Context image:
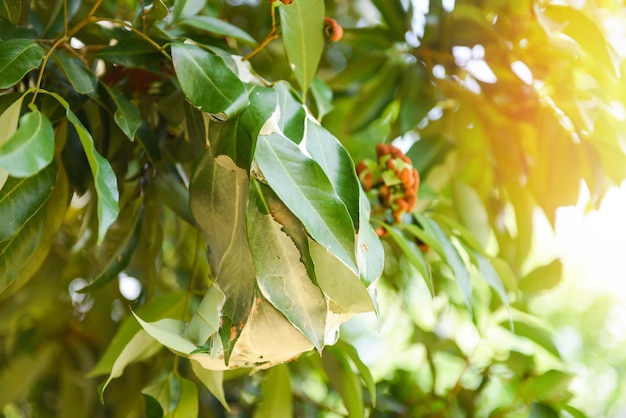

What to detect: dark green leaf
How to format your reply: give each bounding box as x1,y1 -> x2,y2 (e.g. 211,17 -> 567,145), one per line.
528,402 -> 559,418
0,162 -> 55,241
370,0 -> 407,42
253,364 -> 292,418
172,43 -> 248,119
189,152 -> 255,360
0,163 -> 66,296
346,63 -> 400,132
396,63 -> 434,135
518,259 -> 562,293
102,84 -> 141,141
279,0 -> 324,98
154,165 -> 194,225
0,108 -> 54,177
273,82 -> 306,142
52,50 -> 96,94
96,39 -> 164,66
0,0 -> 20,24
255,132 -> 357,272
78,197 -> 144,293
0,39 -> 44,89
180,16 -> 257,46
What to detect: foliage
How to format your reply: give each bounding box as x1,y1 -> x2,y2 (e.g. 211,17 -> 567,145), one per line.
1,0 -> 625,417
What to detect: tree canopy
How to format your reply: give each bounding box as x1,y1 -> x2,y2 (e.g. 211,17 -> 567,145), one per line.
1,0 -> 625,417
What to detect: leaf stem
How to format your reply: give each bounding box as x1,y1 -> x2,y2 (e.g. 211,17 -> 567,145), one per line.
30,0 -> 104,105
242,3 -> 280,61
89,17 -> 172,61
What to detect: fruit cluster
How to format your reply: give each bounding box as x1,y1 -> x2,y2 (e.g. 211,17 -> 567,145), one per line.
357,144 -> 420,234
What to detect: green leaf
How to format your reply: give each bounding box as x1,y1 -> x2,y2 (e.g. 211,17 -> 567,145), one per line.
0,162 -> 55,241
179,16 -> 257,46
406,133 -> 454,178
346,63 -> 400,132
518,259 -> 562,293
171,43 -> 248,120
272,81 -> 306,142
310,76 -> 334,119
279,0 -> 324,98
0,108 -> 54,177
476,255 -> 509,309
89,292 -> 187,377
529,403 -> 559,418
190,360 -> 230,411
334,340 -> 376,407
78,196 -> 143,293
0,92 -> 24,147
132,314 -> 197,355
164,377 -> 198,418
383,225 -> 432,295
183,285 -> 224,346
417,215 -> 472,312
52,50 -> 96,94
370,0 -> 407,42
356,190 -> 384,287
541,5 -> 617,77
95,39 -> 164,67
189,153 -> 256,360
171,0 -> 206,22
0,0 -> 20,24
0,343 -> 60,406
255,133 -> 357,272
98,330 -> 162,402
323,346 -> 364,418
248,202 -> 327,351
102,84 -> 142,142
304,117 -> 360,228
500,319 -> 561,359
0,162 -> 68,298
253,364 -> 292,418
43,90 -> 120,243
309,238 -> 374,314
148,0 -> 168,21
452,181 -> 490,247
0,39 -> 44,89
522,369 -> 573,402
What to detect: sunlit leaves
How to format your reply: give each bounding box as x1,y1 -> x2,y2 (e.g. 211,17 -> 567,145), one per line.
172,43 -> 248,120
279,0 -> 325,98
0,39 -> 44,89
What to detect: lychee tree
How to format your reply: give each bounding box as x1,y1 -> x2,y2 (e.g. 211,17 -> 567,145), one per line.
0,0 -> 624,416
